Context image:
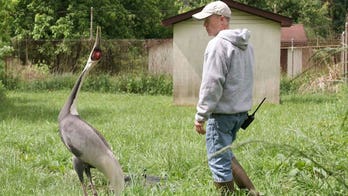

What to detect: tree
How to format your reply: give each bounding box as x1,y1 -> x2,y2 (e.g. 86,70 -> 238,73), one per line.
5,0 -> 347,40
3,0 -> 182,71
0,0 -> 16,44
235,0 -> 332,38
172,0 -> 342,39
10,0 -> 179,40
174,0 -> 211,13
12,0 -> 132,40
329,0 -> 348,34
0,0 -> 16,86
122,0 -> 178,38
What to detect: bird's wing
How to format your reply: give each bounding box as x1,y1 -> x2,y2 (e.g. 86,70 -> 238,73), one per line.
59,115 -> 113,162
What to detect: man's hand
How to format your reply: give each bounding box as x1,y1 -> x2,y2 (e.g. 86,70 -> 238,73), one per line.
194,120 -> 206,135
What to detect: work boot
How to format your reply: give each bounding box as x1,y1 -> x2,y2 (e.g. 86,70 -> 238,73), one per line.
232,157 -> 260,195
214,181 -> 234,196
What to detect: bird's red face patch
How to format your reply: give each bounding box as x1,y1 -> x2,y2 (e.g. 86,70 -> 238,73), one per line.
91,49 -> 102,61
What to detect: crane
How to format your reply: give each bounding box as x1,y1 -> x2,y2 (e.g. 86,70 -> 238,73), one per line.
58,27 -> 124,196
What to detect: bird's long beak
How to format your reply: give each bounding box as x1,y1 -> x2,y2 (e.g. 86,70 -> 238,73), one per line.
84,27 -> 102,71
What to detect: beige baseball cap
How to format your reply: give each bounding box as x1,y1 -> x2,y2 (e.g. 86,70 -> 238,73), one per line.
192,1 -> 231,20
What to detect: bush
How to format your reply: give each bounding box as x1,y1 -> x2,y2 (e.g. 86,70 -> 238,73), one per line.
24,74 -> 75,91
15,72 -> 173,96
113,73 -> 172,95
280,64 -> 344,95
280,75 -> 302,95
1,74 -> 19,90
84,74 -> 112,92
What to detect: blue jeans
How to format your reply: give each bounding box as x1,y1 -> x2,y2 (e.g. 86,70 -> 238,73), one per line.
206,112 -> 248,182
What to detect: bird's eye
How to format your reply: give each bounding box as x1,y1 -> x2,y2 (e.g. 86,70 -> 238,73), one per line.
91,49 -> 102,61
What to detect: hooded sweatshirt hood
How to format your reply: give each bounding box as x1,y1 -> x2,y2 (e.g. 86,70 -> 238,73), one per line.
217,28 -> 251,50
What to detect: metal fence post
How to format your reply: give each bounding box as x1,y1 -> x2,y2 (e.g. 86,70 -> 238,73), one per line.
345,21 -> 348,83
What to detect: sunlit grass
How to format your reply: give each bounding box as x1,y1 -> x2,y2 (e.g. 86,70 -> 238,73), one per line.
0,90 -> 347,195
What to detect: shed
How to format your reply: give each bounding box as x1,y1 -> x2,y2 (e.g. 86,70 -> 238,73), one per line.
162,0 -> 292,105
281,24 -> 308,78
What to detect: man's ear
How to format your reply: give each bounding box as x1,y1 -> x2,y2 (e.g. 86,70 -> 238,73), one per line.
219,16 -> 228,26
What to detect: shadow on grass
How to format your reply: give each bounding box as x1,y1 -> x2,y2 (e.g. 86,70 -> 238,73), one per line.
0,95 -> 104,123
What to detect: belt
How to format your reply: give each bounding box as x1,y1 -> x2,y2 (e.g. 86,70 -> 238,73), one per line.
211,112 -> 247,117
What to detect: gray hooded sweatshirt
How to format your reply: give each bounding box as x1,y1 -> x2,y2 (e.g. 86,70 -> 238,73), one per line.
195,28 -> 254,122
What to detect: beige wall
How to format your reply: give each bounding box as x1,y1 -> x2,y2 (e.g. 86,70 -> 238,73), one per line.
173,9 -> 282,105
148,39 -> 173,75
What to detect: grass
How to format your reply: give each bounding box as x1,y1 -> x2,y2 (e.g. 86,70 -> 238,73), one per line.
0,90 -> 347,195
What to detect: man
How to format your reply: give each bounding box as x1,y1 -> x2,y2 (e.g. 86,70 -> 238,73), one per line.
192,1 -> 259,195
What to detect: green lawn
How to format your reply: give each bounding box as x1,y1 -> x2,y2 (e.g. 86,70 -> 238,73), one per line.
0,90 -> 347,195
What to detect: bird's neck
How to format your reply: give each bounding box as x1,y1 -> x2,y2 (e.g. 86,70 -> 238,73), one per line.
101,153 -> 125,196
58,70 -> 87,121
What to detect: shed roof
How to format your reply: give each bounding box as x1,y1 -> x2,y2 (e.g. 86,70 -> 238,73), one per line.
281,24 -> 308,47
162,0 -> 292,27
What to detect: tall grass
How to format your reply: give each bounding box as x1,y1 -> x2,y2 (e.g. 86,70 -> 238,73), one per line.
0,90 -> 347,195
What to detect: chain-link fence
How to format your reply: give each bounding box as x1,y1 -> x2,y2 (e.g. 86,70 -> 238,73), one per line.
9,38 -> 149,74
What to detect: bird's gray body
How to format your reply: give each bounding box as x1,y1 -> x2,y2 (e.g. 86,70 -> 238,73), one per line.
58,27 -> 124,195
59,114 -> 111,163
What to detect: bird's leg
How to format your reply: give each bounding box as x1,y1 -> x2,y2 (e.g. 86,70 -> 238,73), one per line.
85,167 -> 98,196
80,181 -> 88,196
73,157 -> 88,196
